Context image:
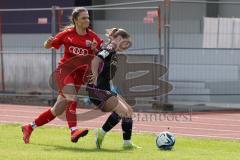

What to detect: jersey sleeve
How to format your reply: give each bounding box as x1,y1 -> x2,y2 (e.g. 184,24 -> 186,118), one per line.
51,31 -> 66,49
97,50 -> 110,60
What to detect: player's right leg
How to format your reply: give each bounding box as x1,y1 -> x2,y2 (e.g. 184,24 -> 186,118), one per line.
21,94 -> 66,144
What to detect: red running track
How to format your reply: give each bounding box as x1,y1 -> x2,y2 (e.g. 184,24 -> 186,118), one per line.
0,104 -> 240,140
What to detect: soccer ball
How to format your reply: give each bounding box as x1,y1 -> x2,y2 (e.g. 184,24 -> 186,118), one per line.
156,131 -> 175,150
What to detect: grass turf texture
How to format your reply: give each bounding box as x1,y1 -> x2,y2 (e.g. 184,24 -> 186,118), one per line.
0,124 -> 239,160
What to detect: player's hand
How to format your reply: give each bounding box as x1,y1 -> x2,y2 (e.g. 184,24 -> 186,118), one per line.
44,36 -> 54,49
91,39 -> 98,53
88,74 -> 98,85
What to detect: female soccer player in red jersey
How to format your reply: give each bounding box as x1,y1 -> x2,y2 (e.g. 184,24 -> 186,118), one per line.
21,7 -> 102,144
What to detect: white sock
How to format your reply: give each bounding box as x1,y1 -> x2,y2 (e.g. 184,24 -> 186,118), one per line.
30,122 -> 37,129
101,128 -> 106,135
124,140 -> 132,145
70,127 -> 77,132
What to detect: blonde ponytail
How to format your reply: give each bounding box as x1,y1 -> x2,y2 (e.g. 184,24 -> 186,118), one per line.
105,28 -> 119,38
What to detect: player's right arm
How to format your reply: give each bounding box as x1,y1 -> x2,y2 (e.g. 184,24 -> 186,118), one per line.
43,30 -> 66,49
43,36 -> 54,49
90,49 -> 110,85
91,56 -> 103,85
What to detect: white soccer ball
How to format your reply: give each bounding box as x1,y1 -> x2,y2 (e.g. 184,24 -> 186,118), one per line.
156,131 -> 175,150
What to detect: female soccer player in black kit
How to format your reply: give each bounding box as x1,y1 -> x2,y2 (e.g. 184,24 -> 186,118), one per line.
86,28 -> 141,149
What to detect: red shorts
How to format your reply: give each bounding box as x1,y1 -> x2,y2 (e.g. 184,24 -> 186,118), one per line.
54,66 -> 87,97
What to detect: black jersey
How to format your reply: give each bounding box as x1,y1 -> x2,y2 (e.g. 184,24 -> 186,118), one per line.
96,48 -> 118,91
86,48 -> 118,109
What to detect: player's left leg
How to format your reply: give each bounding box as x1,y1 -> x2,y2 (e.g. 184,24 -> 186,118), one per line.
65,100 -> 88,143
64,70 -> 88,143
117,96 -> 141,149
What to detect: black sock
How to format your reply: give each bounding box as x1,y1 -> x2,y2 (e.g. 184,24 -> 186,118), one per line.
102,112 -> 121,132
122,117 -> 133,140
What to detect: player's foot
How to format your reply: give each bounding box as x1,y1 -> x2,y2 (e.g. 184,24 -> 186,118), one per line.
123,143 -> 142,149
95,128 -> 105,149
21,124 -> 33,144
71,129 -> 89,143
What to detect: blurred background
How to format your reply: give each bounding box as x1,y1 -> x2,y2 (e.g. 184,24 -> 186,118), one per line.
0,0 -> 240,111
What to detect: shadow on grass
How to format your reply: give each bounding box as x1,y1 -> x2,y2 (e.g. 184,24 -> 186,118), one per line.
31,142 -> 127,153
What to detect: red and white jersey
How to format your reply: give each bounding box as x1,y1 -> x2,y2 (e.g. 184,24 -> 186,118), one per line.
51,27 -> 103,64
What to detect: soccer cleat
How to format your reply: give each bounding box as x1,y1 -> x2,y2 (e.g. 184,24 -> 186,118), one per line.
21,124 -> 33,144
95,128 -> 105,149
71,129 -> 89,143
123,143 -> 142,150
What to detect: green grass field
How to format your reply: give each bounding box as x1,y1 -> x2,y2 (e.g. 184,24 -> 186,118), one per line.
0,124 -> 240,160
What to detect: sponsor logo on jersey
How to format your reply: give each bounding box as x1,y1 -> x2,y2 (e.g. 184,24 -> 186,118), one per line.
69,46 -> 88,56
86,40 -> 92,47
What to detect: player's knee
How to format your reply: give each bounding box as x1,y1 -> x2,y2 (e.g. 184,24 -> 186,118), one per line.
51,106 -> 65,116
51,95 -> 68,116
50,107 -> 57,116
119,105 -> 133,118
116,107 -> 131,118
64,94 -> 77,102
125,110 -> 133,118
124,108 -> 133,118
127,107 -> 133,117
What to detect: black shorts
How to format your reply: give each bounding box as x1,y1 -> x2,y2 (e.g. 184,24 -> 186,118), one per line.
86,84 -> 117,110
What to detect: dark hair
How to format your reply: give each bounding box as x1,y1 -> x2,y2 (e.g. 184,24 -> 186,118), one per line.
64,7 -> 88,30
